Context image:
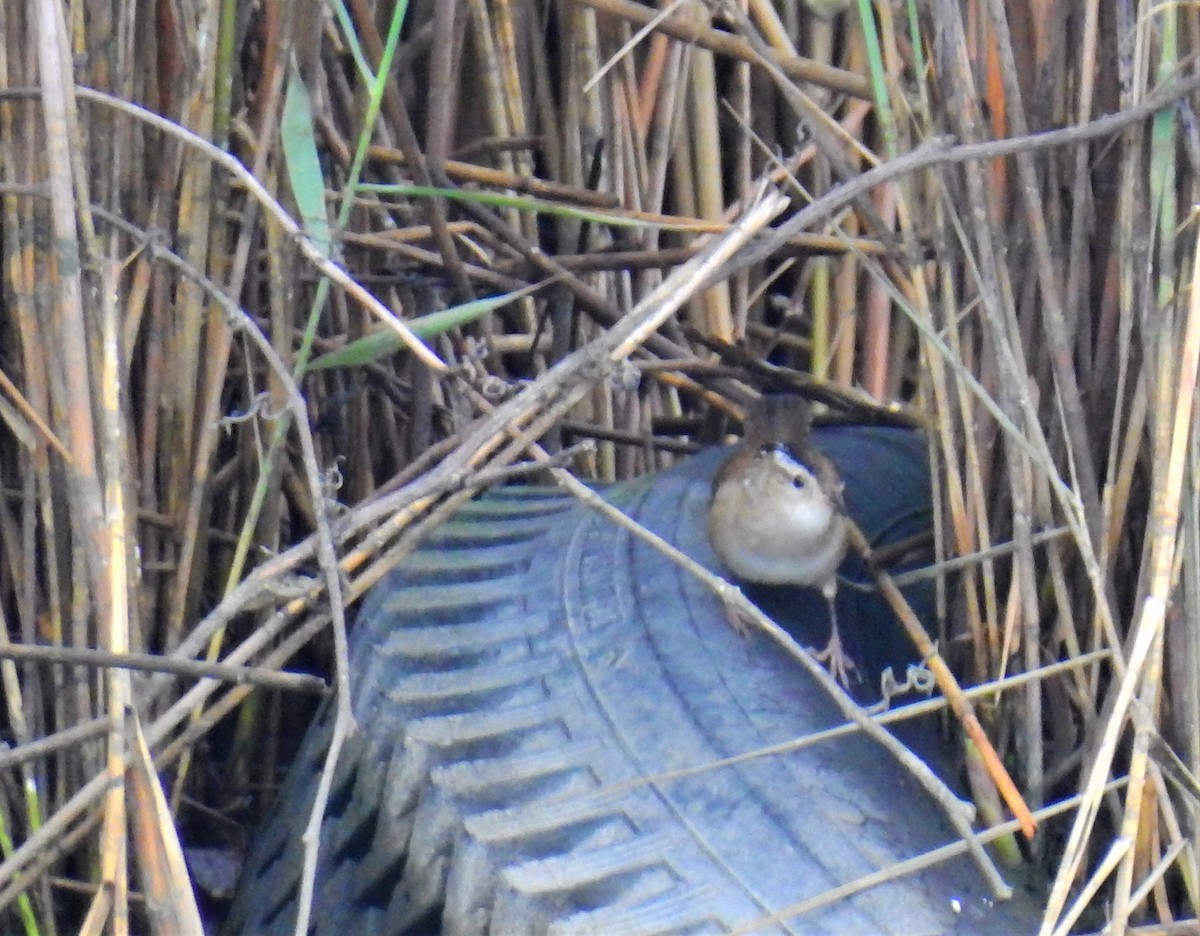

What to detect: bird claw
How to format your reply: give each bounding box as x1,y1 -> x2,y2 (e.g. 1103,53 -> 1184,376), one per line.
809,628 -> 857,689
720,600 -> 752,638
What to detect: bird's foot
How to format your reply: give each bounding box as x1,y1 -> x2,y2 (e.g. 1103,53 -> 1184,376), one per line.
719,597 -> 752,637
809,628 -> 857,689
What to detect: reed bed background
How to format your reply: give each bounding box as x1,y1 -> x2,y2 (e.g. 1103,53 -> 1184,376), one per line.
0,0 -> 1197,931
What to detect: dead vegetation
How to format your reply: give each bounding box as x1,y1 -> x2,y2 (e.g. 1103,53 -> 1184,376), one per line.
0,0 -> 1198,931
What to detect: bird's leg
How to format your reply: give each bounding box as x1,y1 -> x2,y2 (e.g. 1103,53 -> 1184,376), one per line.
809,579 -> 856,689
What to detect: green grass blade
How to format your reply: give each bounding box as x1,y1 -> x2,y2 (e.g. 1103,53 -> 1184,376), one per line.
282,58 -> 333,258
358,183 -> 695,230
309,278 -> 554,370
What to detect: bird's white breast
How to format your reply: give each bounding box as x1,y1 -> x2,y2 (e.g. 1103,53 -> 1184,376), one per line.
707,456 -> 848,587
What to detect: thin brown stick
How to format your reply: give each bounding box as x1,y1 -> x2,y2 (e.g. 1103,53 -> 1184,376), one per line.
844,521 -> 1037,839
0,644 -> 328,695
574,0 -> 871,98
0,718 -> 110,773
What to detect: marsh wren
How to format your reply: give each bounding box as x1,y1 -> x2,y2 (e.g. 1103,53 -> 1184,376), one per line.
707,395 -> 854,686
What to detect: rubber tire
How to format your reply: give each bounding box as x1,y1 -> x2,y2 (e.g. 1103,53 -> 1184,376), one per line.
223,428 -> 1042,935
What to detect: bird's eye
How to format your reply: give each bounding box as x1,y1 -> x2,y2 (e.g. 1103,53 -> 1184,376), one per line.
791,475 -> 806,489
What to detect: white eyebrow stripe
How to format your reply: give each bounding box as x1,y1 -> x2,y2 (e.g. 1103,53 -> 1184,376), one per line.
769,447 -> 817,481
